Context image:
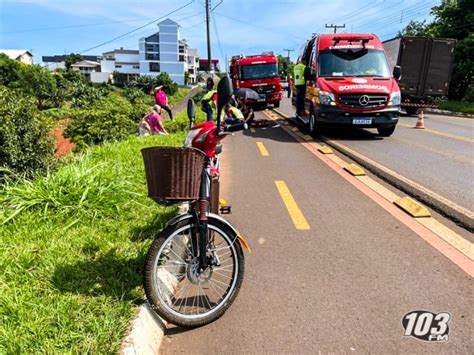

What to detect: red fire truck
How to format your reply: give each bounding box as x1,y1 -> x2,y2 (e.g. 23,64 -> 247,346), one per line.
294,33 -> 401,136
229,52 -> 283,107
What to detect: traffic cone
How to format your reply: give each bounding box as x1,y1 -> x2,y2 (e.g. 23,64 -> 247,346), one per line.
415,110 -> 425,129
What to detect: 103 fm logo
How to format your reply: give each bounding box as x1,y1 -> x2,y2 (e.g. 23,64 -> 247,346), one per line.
402,311 -> 450,342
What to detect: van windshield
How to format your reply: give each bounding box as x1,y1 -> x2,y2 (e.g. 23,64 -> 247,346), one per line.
240,63 -> 279,80
319,49 -> 390,78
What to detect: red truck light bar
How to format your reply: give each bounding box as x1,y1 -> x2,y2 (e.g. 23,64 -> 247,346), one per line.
333,35 -> 374,44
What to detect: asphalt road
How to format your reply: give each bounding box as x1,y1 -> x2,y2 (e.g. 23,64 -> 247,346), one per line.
159,112 -> 473,353
277,97 -> 474,213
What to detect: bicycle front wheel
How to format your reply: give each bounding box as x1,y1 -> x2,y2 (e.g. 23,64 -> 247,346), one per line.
144,219 -> 244,327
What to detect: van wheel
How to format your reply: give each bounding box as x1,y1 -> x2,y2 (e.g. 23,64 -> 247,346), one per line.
308,110 -> 317,134
377,126 -> 396,137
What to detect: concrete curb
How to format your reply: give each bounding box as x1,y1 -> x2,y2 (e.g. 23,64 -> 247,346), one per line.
120,203 -> 189,354
121,303 -> 166,355
272,108 -> 474,232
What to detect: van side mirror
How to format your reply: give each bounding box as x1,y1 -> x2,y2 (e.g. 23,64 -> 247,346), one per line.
216,75 -> 234,129
393,66 -> 401,80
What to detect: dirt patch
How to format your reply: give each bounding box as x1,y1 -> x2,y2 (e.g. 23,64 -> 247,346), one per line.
51,122 -> 75,158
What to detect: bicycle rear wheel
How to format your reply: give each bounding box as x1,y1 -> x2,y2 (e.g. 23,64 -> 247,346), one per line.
144,218 -> 244,327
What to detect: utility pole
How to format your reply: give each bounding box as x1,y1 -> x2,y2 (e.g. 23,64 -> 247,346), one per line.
205,0 -> 212,72
283,48 -> 294,64
325,24 -> 346,34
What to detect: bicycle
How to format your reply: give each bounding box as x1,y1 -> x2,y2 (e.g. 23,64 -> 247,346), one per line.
141,75 -> 251,327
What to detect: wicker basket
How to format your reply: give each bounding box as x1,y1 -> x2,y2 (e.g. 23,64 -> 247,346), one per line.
141,146 -> 206,204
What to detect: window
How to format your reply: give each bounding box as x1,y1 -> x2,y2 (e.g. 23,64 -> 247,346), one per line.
149,63 -> 160,72
240,63 -> 279,80
115,65 -> 122,68
179,55 -> 185,62
179,45 -> 185,53
146,44 -> 159,52
147,53 -> 159,60
318,49 -> 390,78
133,65 -> 139,69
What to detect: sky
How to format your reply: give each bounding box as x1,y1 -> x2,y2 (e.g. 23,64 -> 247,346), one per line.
0,0 -> 440,66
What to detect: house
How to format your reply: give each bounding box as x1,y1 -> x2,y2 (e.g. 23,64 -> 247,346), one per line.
42,55 -> 99,71
96,48 -> 140,83
0,49 -> 33,64
41,18 -> 199,85
137,18 -> 199,85
70,60 -> 101,81
184,46 -> 199,85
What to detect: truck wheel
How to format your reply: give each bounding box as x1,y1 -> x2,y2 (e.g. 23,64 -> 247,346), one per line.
405,107 -> 417,116
377,126 -> 396,137
274,101 -> 280,108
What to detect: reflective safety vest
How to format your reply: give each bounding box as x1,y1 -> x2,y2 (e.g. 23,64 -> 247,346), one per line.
228,106 -> 244,119
202,90 -> 217,108
294,63 -> 306,86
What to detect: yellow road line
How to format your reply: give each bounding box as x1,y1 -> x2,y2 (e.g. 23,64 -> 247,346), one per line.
275,180 -> 310,230
399,124 -> 474,143
256,141 -> 269,156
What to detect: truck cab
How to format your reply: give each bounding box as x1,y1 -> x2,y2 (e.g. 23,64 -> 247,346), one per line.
294,33 -> 401,137
229,52 -> 283,108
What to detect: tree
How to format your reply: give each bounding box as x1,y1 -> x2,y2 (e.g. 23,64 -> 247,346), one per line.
397,20 -> 431,36
0,87 -> 55,178
18,64 -> 57,109
154,72 -> 178,96
0,53 -> 22,86
65,53 -> 83,70
184,71 -> 190,85
277,54 -> 294,80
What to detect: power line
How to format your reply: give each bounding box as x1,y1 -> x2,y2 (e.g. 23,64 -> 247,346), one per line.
0,16 -> 156,34
214,12 -> 306,41
352,1 -> 437,32
211,11 -> 224,62
364,3 -> 436,33
79,0 -> 195,54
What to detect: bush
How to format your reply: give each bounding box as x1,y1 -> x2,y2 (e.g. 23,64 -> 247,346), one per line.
0,53 -> 22,86
64,94 -> 136,150
129,73 -> 178,96
18,64 -> 58,109
123,87 -> 148,104
0,87 -> 55,178
154,72 -> 178,96
70,82 -> 109,108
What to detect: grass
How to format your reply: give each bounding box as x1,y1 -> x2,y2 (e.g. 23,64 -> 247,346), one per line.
168,87 -> 190,107
0,109 -> 203,353
438,100 -> 474,115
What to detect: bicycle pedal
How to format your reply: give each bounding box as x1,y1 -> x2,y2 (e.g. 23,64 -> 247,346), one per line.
220,205 -> 232,214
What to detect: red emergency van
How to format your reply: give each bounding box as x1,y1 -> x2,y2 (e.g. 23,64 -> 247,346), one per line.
294,33 -> 401,136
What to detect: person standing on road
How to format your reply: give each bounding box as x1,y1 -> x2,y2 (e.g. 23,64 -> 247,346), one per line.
293,60 -> 307,117
287,76 -> 293,98
154,86 -> 173,120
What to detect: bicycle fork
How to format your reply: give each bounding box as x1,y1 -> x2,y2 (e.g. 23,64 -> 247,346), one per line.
193,161 -> 212,270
